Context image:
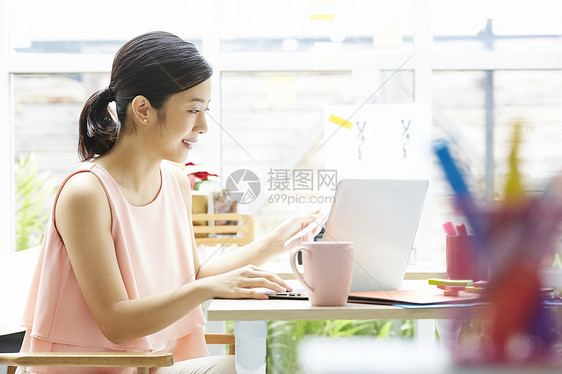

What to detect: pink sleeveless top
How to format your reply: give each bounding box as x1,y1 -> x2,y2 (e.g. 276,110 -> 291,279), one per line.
19,162 -> 207,373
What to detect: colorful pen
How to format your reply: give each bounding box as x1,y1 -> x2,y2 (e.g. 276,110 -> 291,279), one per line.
433,140 -> 471,197
433,140 -> 485,242
442,221 -> 457,236
456,223 -> 468,236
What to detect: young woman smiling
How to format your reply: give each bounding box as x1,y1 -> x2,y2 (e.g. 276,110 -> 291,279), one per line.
18,31 -> 320,374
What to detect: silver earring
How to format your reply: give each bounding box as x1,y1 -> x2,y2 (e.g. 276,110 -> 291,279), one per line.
143,119 -> 147,123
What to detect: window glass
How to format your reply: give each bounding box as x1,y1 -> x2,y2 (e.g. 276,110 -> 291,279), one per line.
219,0 -> 414,53
7,1 -> 562,268
13,73 -> 109,182
431,0 -> 562,52
431,69 -> 562,264
8,0 -> 205,54
220,70 -> 414,258
432,71 -> 487,264
494,70 -> 562,189
12,73 -> 108,251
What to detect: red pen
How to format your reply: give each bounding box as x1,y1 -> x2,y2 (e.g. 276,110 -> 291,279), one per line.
456,223 -> 468,236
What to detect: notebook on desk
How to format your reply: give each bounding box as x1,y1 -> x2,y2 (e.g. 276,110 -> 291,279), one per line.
348,288 -> 481,306
268,179 -> 428,299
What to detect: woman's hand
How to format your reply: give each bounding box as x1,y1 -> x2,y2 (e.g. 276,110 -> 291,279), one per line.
197,264 -> 291,300
270,211 -> 326,253
195,212 -> 326,278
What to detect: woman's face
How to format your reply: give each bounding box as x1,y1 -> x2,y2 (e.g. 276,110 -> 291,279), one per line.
154,78 -> 212,162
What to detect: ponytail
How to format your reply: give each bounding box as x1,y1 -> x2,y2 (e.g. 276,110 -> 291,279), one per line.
78,87 -> 120,161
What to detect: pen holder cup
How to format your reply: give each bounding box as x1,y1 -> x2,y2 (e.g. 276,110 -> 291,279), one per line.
446,235 -> 488,281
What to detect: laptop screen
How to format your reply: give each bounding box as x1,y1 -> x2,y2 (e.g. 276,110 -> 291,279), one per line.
323,179 -> 428,292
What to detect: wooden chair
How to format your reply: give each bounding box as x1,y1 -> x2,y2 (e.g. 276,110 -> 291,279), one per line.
0,351 -> 174,374
0,333 -> 235,373
205,333 -> 235,355
192,213 -> 254,247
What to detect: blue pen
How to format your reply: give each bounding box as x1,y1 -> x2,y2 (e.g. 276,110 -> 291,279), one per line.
433,141 -> 470,197
432,140 -> 486,243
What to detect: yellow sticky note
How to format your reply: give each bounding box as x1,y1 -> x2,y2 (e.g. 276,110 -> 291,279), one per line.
329,114 -> 353,130
428,278 -> 473,287
311,14 -> 335,21
373,19 -> 403,47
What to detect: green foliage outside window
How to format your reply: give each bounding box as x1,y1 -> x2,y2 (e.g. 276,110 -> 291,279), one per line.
266,319 -> 414,374
225,319 -> 414,373
15,153 -> 57,251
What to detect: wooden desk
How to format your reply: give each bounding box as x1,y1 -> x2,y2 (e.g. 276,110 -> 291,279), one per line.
207,296 -> 487,374
207,298 -> 484,321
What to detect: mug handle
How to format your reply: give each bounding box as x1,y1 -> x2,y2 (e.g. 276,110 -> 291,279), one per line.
290,247 -> 313,293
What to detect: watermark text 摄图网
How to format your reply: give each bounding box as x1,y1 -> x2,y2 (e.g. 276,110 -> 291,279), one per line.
267,168 -> 338,192
225,168 -> 338,205
265,168 -> 337,205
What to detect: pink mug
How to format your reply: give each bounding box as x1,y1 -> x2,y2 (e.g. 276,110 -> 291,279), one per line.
290,241 -> 354,306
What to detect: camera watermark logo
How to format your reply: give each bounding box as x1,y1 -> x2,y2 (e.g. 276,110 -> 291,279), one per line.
225,169 -> 261,204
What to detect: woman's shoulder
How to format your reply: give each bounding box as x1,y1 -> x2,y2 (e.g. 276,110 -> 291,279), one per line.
62,170 -> 105,196
165,161 -> 192,193
56,170 -> 109,214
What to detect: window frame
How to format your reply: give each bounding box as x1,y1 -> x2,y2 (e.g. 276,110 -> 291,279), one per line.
3,0 -> 562,258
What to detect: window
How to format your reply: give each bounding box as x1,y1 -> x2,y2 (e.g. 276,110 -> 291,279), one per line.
220,70 -> 414,251
13,73 -> 110,180
2,1 -> 562,273
219,0 -> 414,53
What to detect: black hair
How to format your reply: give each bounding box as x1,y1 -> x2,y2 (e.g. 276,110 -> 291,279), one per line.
78,31 -> 213,160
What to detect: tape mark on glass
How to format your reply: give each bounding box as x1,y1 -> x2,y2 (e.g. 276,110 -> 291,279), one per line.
329,114 -> 353,130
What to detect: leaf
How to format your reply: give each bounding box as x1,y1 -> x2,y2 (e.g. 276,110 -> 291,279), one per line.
377,321 -> 392,340
265,319 -> 415,374
14,152 -> 57,251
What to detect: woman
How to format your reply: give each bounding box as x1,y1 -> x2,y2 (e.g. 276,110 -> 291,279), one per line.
18,31 -> 320,373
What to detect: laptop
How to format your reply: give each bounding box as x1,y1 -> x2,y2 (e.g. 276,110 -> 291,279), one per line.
268,179 -> 428,298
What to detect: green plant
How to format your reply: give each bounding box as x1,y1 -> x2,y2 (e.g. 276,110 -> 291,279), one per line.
266,319 -> 414,374
15,153 -> 57,251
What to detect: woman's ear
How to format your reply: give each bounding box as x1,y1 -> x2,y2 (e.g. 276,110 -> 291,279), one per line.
130,95 -> 153,125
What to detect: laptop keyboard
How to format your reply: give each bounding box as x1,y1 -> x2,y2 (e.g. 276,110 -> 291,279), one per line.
264,288 -> 308,300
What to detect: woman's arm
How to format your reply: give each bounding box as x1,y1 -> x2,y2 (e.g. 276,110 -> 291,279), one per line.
56,172 -> 286,345
172,166 -> 322,278
196,216 -> 319,277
